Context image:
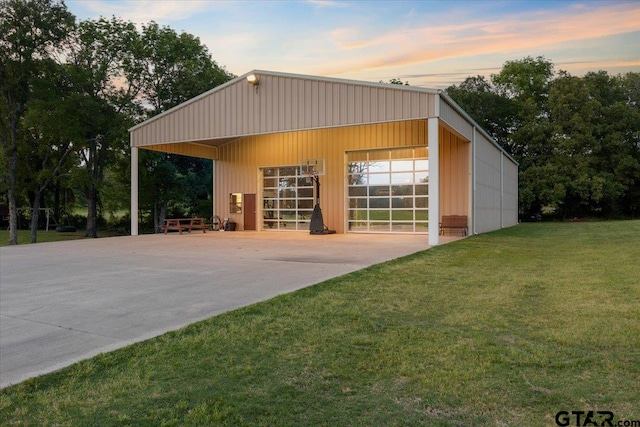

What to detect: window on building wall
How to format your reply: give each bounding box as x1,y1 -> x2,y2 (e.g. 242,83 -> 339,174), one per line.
230,193 -> 242,214
347,147 -> 428,234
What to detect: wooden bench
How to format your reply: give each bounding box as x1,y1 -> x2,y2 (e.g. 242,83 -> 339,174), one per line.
439,215 -> 468,236
161,218 -> 207,234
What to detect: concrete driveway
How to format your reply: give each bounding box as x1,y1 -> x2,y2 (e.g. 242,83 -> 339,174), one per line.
0,231 -> 430,388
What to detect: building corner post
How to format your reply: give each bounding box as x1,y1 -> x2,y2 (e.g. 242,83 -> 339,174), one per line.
500,153 -> 504,229
211,159 -> 216,223
131,145 -> 139,236
471,126 -> 477,235
428,117 -> 440,246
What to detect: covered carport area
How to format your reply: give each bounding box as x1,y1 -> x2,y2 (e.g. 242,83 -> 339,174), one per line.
0,232 -> 434,388
129,70 -> 515,245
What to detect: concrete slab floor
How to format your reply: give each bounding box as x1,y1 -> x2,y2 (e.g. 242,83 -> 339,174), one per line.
0,231 -> 449,388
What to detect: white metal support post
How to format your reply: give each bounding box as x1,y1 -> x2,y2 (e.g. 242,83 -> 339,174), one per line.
428,117 -> 440,246
131,146 -> 139,236
211,159 -> 216,224
500,153 -> 504,229
472,127 -> 477,235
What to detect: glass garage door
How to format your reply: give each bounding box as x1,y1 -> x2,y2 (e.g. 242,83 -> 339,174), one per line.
262,166 -> 314,231
347,147 -> 428,233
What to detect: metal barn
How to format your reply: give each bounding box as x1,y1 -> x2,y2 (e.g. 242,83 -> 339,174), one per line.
129,70 -> 518,245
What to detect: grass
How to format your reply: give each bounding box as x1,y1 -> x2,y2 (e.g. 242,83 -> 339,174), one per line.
1,221 -> 639,426
0,230 -> 125,247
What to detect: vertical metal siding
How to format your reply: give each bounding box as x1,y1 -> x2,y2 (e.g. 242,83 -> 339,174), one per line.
439,127 -> 470,218
129,71 -> 518,237
131,73 -> 436,148
214,120 -> 428,232
502,157 -> 519,226
438,99 -> 473,140
474,134 -> 503,233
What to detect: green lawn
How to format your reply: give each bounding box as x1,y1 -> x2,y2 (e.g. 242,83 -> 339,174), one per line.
1,221 -> 639,426
0,230 -> 125,247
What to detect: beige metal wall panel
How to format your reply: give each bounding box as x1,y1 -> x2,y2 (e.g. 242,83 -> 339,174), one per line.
130,71 -> 436,148
474,133 -> 503,234
502,156 -> 519,227
141,142 -> 218,159
439,127 -> 470,218
439,98 -> 473,140
214,120 -> 429,232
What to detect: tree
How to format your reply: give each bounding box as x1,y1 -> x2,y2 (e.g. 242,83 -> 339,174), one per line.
137,21 -> 232,116
21,59 -> 76,242
137,151 -> 212,232
448,57 -> 557,215
66,17 -> 139,237
491,56 -> 555,111
2,6 -> 235,240
519,70 -> 640,218
619,72 -> 640,216
385,78 -> 409,86
0,0 -> 74,244
447,56 -> 640,219
446,75 -> 518,150
133,22 -> 233,229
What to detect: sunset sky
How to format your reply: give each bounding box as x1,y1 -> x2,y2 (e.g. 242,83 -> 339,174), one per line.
65,0 -> 640,88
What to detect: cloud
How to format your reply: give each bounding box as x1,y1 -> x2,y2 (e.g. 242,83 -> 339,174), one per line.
321,2 -> 640,76
307,0 -> 349,7
78,0 -> 212,25
66,0 -> 640,88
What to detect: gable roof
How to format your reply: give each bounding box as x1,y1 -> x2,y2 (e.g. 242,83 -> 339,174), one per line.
129,69 -> 516,165
129,70 -> 438,148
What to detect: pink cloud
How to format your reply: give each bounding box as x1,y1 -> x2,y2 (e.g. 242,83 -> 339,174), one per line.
81,0 -> 210,25
324,2 -> 640,75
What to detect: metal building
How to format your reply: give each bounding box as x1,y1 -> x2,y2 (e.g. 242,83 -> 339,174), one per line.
129,70 -> 518,245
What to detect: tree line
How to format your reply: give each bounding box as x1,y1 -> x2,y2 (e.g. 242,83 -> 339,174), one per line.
3,2 -> 639,246
446,57 -> 640,219
1,0 -> 234,244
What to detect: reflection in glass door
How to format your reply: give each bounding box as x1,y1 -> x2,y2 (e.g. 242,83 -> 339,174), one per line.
347,147 -> 428,233
261,166 -> 314,231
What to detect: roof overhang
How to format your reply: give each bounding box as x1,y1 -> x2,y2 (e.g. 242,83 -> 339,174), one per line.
129,69 -> 516,165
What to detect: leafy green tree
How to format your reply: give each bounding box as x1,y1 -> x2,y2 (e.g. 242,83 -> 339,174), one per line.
577,72 -> 639,216
448,57 -> 639,219
2,5 -> 234,240
491,56 -> 554,111
446,75 -> 518,150
138,150 -> 178,232
518,70 -> 640,218
21,60 -> 77,242
491,56 -> 555,161
385,78 -> 409,85
0,0 -> 74,244
619,72 -> 640,215
138,21 -> 233,116
131,22 -> 233,229
137,151 -> 213,232
65,17 -> 139,237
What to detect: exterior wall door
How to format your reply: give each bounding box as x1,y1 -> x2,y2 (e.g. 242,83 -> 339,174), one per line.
244,194 -> 256,230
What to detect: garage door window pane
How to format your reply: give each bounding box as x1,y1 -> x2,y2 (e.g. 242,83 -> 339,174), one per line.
391,160 -> 414,171
391,173 -> 413,184
415,184 -> 428,195
349,198 -> 367,209
347,147 -> 428,234
348,186 -> 368,197
415,210 -> 429,221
